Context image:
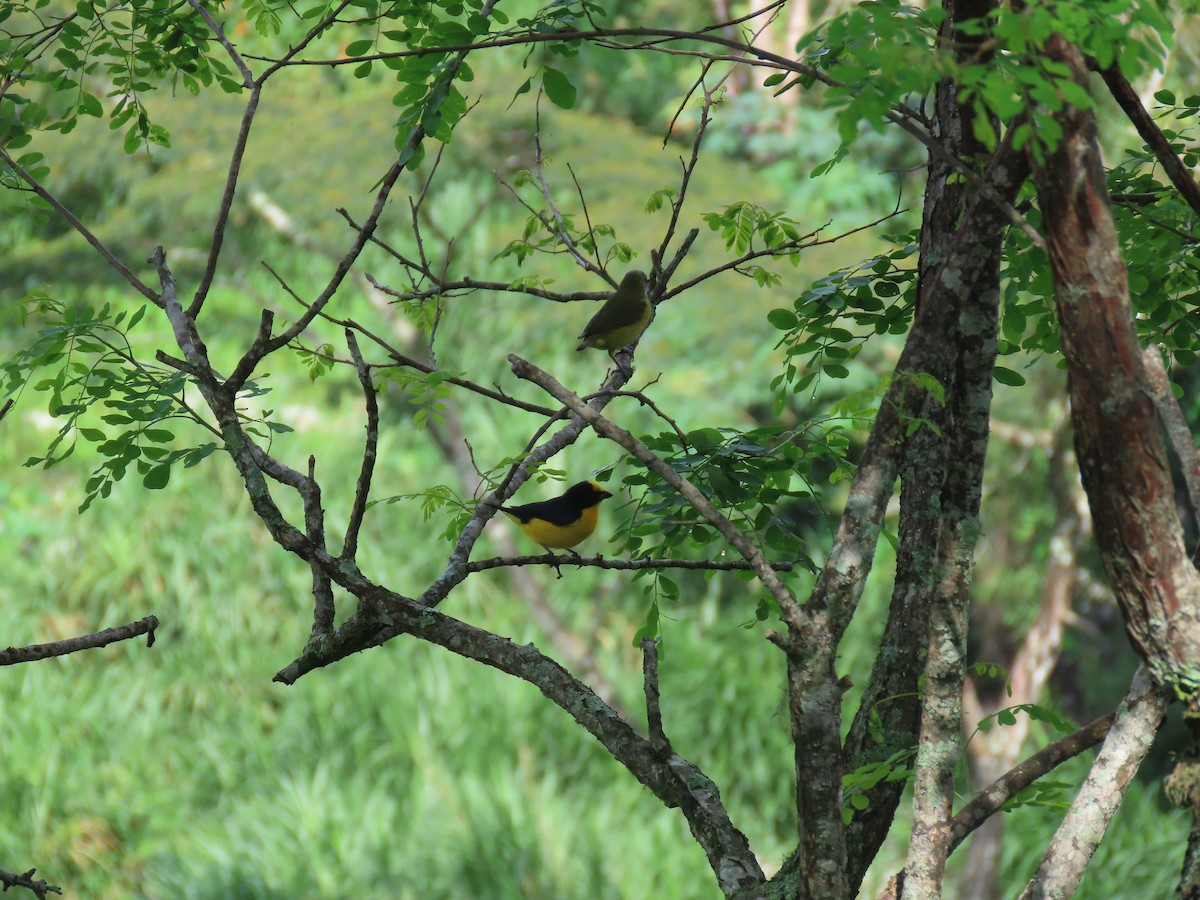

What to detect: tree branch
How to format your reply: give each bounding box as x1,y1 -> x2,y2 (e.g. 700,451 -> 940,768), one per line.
0,616 -> 158,666
1032,33 -> 1200,684
1097,63 -> 1200,220
0,867 -> 61,899
0,148 -> 158,304
274,586 -> 765,895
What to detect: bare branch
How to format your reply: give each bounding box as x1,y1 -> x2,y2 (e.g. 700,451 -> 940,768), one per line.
342,330 -> 379,565
531,94 -> 603,275
1143,347 -> 1200,529
273,588 -> 766,896
0,148 -> 159,304
188,84 -> 262,317
0,867 -> 61,899
642,637 -> 668,751
0,616 -> 158,666
301,455 -> 336,638
462,553 -> 803,576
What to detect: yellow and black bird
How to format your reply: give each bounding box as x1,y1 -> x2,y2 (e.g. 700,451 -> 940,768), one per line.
500,480 -> 613,577
576,270 -> 651,369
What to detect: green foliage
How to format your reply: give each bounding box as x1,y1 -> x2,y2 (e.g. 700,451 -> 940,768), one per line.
1001,779 -> 1074,814
5,0 -> 1200,895
843,748 -> 916,825
768,237 -> 917,406
974,703 -> 1077,736
0,293 -> 226,511
612,425 -> 822,576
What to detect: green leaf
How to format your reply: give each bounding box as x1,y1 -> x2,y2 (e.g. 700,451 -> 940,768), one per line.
542,67 -> 577,109
143,465 -> 171,490
768,308 -> 799,330
992,366 -> 1026,387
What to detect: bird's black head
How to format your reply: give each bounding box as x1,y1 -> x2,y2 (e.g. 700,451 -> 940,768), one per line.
567,480 -> 613,507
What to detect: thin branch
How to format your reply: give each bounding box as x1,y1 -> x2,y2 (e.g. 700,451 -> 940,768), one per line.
1143,347 -> 1200,528
188,83 -> 262,317
1097,63 -> 1200,220
0,867 -> 61,899
224,160 -> 406,391
0,148 -> 159,303
642,637 -> 669,751
658,71 -> 719,280
462,553 -> 802,575
184,0 -> 254,85
342,329 -> 379,564
661,209 -> 905,302
260,0 -> 358,78
0,616 -> 158,666
243,25 -> 826,84
531,93 -> 602,275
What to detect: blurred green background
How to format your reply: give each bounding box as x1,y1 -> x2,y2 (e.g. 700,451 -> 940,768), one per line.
1,2 -> 1193,897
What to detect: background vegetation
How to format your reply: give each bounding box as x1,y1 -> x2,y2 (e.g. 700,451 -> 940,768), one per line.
3,0 -> 1200,896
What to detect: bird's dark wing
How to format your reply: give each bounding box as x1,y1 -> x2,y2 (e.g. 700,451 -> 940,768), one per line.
501,498 -> 579,527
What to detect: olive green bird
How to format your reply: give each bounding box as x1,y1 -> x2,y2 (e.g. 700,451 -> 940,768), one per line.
576,270 -> 651,367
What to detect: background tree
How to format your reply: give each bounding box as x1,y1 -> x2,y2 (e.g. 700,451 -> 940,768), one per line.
4,0 -> 1200,897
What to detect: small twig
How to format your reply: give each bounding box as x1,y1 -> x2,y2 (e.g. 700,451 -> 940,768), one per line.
601,388 -> 690,448
531,93 -> 600,273
658,70 -> 721,276
0,148 -> 158,303
0,616 -> 158,666
0,397 -> 13,423
567,162 -> 601,264
642,637 -> 669,751
259,0 -> 357,77
306,456 -> 336,637
342,329 -> 379,564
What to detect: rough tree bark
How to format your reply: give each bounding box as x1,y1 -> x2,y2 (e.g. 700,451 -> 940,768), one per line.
1032,34 -> 1200,691
1022,26 -> 1198,899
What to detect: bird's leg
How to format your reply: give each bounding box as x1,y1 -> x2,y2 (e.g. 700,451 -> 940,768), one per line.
543,547 -> 564,579
610,347 -> 634,377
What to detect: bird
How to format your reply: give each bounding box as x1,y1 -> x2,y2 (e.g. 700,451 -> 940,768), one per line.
576,270 -> 651,370
499,480 -> 614,577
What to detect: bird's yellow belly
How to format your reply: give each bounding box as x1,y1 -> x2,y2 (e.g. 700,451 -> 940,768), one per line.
511,505 -> 600,549
590,309 -> 651,350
